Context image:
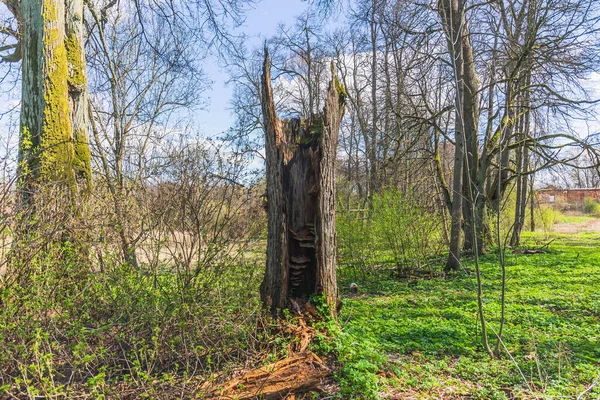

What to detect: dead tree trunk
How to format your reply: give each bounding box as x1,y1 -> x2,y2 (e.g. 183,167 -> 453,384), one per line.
260,49 -> 346,318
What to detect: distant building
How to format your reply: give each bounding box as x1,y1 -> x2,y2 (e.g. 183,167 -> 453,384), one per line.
537,185 -> 600,208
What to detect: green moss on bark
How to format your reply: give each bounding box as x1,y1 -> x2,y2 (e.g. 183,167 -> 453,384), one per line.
334,76 -> 346,107
40,0 -> 75,185
331,61 -> 346,107
65,31 -> 86,89
302,118 -> 323,145
18,125 -> 34,188
73,127 -> 92,190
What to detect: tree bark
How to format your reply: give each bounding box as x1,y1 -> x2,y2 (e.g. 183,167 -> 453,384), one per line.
260,49 -> 345,317
460,19 -> 482,255
66,0 -> 92,192
18,0 -> 92,204
529,174 -> 535,232
511,67 -> 532,247
440,0 -> 465,272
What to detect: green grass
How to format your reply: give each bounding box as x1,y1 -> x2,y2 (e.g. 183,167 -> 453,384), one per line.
335,232 -> 600,399
557,213 -> 594,225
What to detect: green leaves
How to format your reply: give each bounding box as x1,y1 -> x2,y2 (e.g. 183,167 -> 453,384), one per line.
337,231 -> 600,398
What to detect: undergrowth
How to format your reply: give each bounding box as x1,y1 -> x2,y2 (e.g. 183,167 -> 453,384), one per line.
311,296 -> 386,400
0,241 -> 268,398
336,231 -> 600,399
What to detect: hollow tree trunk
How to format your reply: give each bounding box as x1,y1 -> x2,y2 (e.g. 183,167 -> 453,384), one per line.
18,0 -> 91,203
260,49 -> 345,317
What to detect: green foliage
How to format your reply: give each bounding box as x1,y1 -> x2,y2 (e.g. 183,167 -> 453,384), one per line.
311,296 -> 385,400
334,337 -> 383,400
533,205 -> 563,235
583,198 -> 600,215
336,200 -> 377,279
371,189 -> 445,274
337,231 -> 600,398
337,189 -> 446,278
0,240 -> 266,397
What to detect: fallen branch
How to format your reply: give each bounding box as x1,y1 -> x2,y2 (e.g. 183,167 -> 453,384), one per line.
202,351 -> 330,399
518,249 -> 548,254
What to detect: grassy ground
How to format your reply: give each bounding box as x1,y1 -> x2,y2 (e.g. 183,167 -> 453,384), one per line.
335,231 -> 600,399
2,210 -> 599,398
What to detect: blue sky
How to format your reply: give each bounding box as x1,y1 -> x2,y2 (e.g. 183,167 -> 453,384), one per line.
195,0 -> 310,137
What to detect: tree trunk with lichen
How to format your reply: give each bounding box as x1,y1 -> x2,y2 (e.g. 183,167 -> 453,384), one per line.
66,0 -> 92,191
260,49 -> 345,318
18,0 -> 91,204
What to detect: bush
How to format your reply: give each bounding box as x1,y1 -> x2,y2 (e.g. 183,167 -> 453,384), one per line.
535,205 -> 562,234
337,189 -> 446,277
0,143 -> 268,397
0,240 -> 266,397
371,189 -> 446,275
583,198 -> 600,215
337,199 -> 378,279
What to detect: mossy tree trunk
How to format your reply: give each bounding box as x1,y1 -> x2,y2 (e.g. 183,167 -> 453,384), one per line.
260,49 -> 345,318
66,0 -> 92,190
18,0 -> 91,204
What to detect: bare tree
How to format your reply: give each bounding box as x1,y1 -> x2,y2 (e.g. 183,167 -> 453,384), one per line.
84,0 -> 251,267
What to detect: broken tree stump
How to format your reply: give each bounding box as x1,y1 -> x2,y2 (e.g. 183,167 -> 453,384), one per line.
259,48 -> 346,318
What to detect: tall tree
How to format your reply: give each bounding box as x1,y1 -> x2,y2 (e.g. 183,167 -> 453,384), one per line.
6,0 -> 92,203
85,0 -> 250,268
439,0 -> 467,271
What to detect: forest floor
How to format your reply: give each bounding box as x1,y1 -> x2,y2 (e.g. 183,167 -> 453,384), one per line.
2,215 -> 598,399
334,222 -> 600,399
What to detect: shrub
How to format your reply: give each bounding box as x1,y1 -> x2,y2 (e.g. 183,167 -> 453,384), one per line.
371,189 -> 446,275
0,240 -> 266,397
583,198 -> 600,215
535,205 -> 562,234
337,199 -> 378,279
337,189 -> 446,277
